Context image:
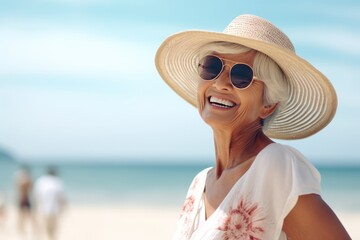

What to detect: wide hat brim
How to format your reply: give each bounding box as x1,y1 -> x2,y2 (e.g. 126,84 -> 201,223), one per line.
155,30 -> 337,139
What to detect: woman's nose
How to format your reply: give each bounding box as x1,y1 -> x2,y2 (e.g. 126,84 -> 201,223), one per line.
213,65 -> 233,90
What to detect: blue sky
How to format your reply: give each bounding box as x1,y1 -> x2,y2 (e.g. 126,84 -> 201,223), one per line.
0,0 -> 359,164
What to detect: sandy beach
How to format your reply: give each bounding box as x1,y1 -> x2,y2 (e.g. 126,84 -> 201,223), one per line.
0,204 -> 178,240
0,204 -> 359,240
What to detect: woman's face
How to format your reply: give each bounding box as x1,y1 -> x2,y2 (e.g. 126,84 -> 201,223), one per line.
197,51 -> 267,131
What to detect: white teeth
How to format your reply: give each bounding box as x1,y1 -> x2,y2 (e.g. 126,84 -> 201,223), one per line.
209,96 -> 235,108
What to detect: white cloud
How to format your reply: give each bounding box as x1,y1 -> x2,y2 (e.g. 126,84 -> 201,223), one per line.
287,26 -> 360,56
0,25 -> 156,79
316,4 -> 360,22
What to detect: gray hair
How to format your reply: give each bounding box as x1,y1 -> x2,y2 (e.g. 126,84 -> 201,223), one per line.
197,41 -> 289,130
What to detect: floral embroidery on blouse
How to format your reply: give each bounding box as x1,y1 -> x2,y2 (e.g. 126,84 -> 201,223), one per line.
178,175 -> 202,238
180,195 -> 195,219
217,198 -> 265,240
179,175 -> 200,219
179,195 -> 196,238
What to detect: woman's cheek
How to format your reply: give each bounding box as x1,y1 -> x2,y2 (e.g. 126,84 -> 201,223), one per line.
197,82 -> 208,111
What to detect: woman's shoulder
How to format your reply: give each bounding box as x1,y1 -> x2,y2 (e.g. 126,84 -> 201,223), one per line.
188,167 -> 212,189
252,143 -> 321,197
256,143 -> 320,177
195,167 -> 213,179
258,143 -> 308,163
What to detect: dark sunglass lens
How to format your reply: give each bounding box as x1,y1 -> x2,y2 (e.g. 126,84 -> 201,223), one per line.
231,64 -> 253,88
197,55 -> 223,80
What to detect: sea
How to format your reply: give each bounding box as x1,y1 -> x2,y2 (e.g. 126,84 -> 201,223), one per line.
0,160 -> 359,213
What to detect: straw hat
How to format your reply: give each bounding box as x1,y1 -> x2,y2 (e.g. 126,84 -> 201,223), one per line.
155,14 -> 337,139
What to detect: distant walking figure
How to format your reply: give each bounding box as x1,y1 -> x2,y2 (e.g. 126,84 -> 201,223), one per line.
0,192 -> 6,228
34,167 -> 66,240
14,165 -> 35,235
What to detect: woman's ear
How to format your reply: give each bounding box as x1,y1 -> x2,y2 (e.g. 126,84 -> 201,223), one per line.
260,103 -> 278,119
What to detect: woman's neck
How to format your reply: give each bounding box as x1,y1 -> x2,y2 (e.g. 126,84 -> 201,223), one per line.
212,122 -> 272,178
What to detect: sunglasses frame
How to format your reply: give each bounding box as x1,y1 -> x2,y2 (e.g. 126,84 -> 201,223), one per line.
197,54 -> 257,90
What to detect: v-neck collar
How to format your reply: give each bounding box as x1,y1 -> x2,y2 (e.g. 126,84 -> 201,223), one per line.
190,143 -> 276,239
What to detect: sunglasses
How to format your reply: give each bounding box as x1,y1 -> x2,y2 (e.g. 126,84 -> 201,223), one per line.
197,55 -> 255,89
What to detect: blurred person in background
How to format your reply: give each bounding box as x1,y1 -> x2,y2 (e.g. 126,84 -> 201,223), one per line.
34,166 -> 66,240
0,191 -> 6,230
14,165 -> 36,236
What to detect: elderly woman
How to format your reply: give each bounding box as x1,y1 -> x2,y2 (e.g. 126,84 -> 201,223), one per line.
155,15 -> 351,240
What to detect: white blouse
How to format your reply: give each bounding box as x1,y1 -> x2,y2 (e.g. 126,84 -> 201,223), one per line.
172,143 -> 321,240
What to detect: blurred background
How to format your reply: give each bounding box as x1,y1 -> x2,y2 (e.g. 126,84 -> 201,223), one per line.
0,0 -> 359,239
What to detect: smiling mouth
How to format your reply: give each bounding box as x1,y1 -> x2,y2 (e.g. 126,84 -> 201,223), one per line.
208,96 -> 236,109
